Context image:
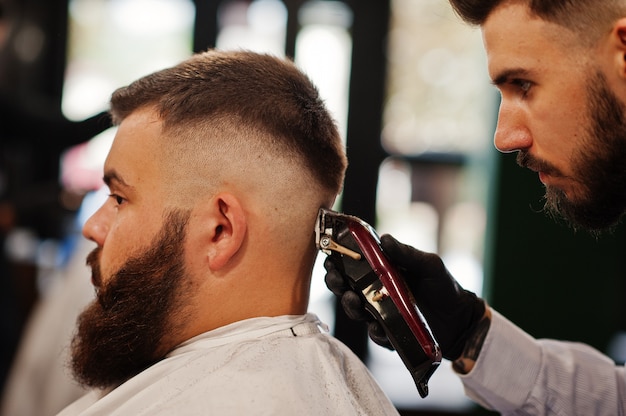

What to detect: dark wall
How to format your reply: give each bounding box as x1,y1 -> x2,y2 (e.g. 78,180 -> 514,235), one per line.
485,150 -> 626,353
0,0 -> 108,232
0,0 -> 108,393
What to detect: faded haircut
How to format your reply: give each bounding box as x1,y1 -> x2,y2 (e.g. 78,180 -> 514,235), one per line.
109,49 -> 347,197
449,0 -> 626,46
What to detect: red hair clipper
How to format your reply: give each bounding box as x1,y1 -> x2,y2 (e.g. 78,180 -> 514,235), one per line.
315,208 -> 441,397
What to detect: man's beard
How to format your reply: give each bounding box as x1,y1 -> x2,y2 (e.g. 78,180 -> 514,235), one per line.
518,71 -> 626,233
70,209 -> 191,389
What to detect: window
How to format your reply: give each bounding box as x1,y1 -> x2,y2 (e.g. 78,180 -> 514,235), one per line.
63,0 -> 195,120
369,0 -> 495,411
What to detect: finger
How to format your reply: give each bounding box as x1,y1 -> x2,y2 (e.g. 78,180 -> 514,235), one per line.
381,233 -> 444,276
324,269 -> 350,298
323,256 -> 337,272
341,291 -> 370,321
367,321 -> 393,350
380,233 -> 417,268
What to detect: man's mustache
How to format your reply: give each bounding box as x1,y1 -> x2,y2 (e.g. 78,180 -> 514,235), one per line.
517,151 -> 561,177
86,247 -> 103,289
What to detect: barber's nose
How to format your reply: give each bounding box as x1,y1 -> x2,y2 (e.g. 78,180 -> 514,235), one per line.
82,204 -> 110,246
493,100 -> 532,153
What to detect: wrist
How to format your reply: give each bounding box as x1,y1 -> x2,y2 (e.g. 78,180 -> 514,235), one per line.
452,306 -> 491,374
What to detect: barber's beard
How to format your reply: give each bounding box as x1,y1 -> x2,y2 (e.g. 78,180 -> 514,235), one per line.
70,210 -> 191,390
519,71 -> 626,233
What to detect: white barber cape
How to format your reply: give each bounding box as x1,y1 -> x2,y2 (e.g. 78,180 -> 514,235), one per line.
58,314 -> 399,415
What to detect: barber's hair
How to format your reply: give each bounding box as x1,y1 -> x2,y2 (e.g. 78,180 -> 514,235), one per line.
109,49 -> 346,197
449,0 -> 626,44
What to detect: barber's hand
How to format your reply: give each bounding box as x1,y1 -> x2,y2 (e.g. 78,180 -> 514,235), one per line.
324,234 -> 486,361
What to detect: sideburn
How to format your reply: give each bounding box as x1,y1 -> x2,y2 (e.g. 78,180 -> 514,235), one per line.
562,72 -> 626,231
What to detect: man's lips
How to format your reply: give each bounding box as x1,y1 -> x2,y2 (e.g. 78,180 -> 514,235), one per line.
86,248 -> 103,288
519,157 -> 558,186
517,151 -> 559,179
522,163 -> 547,184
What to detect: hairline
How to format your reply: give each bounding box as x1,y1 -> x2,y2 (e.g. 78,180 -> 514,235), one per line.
452,0 -> 625,47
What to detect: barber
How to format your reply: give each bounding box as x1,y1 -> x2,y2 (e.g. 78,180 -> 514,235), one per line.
326,1 -> 626,414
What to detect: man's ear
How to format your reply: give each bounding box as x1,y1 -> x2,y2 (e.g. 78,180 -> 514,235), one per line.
612,18 -> 626,77
205,193 -> 247,271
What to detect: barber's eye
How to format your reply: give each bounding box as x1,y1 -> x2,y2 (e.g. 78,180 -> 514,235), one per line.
512,79 -> 532,95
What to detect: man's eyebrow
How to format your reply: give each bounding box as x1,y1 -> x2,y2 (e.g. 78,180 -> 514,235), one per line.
491,68 -> 532,86
103,170 -> 131,189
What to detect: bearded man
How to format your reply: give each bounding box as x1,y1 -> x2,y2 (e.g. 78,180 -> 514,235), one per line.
326,1 -> 626,415
59,50 -> 399,416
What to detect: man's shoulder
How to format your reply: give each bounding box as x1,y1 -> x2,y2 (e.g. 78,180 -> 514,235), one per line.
56,317 -> 396,415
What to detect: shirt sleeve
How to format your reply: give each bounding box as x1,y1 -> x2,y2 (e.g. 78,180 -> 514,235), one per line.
458,309 -> 626,416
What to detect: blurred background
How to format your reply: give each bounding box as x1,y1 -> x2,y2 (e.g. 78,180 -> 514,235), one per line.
0,1 -> 625,415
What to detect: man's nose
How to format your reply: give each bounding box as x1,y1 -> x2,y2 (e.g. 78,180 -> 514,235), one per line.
82,205 -> 110,246
493,101 -> 532,153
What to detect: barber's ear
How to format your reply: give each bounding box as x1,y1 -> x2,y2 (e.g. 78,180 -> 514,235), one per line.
205,193 -> 247,271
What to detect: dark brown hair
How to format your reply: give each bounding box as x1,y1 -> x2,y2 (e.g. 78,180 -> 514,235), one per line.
449,0 -> 625,45
110,49 -> 346,196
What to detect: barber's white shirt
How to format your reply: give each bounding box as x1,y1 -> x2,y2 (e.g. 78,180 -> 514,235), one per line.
459,309 -> 626,415
57,314 -> 399,415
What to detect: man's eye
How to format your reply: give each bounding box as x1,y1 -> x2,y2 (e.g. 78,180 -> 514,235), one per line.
109,194 -> 125,205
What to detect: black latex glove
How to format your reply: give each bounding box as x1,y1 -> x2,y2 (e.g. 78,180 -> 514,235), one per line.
324,233 -> 485,361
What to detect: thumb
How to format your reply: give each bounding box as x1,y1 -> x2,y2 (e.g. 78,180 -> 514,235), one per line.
380,234 -> 422,269
381,233 -> 446,277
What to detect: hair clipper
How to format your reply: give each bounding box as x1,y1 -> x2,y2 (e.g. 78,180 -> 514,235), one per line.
315,208 -> 441,398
